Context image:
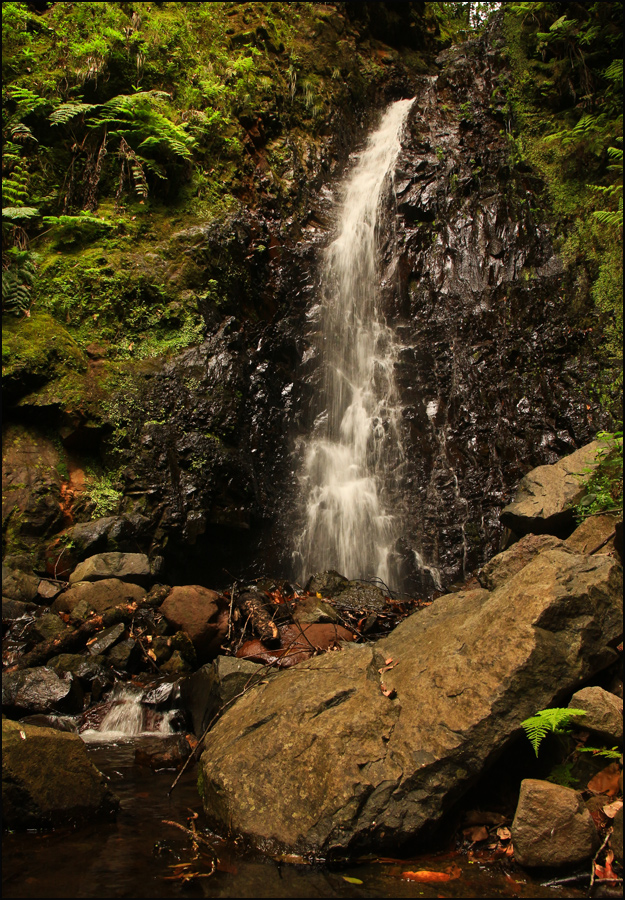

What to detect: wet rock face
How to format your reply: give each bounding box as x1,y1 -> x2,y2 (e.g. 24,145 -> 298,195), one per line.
377,38 -> 605,591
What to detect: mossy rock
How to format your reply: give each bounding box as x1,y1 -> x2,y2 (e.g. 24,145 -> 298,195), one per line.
2,313 -> 87,405
2,718 -> 119,830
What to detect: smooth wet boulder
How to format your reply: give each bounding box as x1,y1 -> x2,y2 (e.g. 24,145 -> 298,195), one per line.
69,552 -> 153,585
27,611 -> 69,644
60,515 -> 151,561
500,441 -> 603,537
2,718 -> 118,830
511,779 -> 599,868
2,666 -> 84,716
52,578 -> 146,617
568,686 -> 623,745
159,585 -> 228,664
198,547 -> 622,856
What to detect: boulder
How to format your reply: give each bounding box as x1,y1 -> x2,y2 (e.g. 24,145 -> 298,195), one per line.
182,656 -> 277,736
159,585 -> 228,663
478,534 -> 566,590
568,686 -> 623,745
52,579 -> 146,617
292,595 -> 341,625
305,570 -> 349,597
27,611 -> 69,644
47,653 -> 113,695
69,552 -> 153,586
106,638 -> 142,673
500,441 -> 603,537
134,734 -> 191,770
511,779 -> 599,867
60,514 -> 151,561
566,514 -> 620,556
2,666 -> 83,716
2,718 -> 118,829
198,548 -> 622,856
2,566 -> 40,603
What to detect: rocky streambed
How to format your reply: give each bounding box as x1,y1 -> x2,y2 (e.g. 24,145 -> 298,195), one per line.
2,442 -> 623,898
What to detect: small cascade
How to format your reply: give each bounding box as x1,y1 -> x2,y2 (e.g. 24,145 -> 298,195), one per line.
80,683 -> 177,744
294,98 -> 414,588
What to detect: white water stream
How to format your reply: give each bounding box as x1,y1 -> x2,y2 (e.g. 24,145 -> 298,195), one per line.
295,99 -> 414,587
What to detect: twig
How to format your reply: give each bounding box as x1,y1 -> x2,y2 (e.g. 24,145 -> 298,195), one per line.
589,529 -> 616,555
589,830 -> 612,891
226,580 -> 237,643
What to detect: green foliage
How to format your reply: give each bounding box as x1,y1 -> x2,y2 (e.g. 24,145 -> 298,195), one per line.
521,707 -> 587,756
503,2 -> 623,416
577,745 -> 622,760
83,471 -> 122,517
2,248 -> 37,315
575,431 -> 623,521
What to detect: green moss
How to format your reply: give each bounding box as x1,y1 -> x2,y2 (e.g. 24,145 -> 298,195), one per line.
2,312 -> 87,384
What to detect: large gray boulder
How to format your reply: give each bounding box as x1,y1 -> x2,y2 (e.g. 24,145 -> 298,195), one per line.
500,441 -> 603,537
2,718 -> 118,829
198,548 -> 622,856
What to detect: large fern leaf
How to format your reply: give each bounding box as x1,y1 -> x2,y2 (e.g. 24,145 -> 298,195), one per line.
521,708 -> 587,757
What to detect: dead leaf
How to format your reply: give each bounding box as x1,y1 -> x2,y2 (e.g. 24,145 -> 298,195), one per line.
462,825 -> 489,843
603,799 -> 623,818
378,662 -> 398,674
587,762 -> 621,796
496,826 -> 511,841
594,850 -> 618,881
380,683 -> 396,698
147,650 -> 157,661
402,866 -> 460,883
384,657 -> 394,665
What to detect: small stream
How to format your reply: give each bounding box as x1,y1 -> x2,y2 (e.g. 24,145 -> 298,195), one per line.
3,691 -> 585,900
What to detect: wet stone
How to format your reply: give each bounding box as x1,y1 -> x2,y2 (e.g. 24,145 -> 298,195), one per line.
134,733 -> 191,770
2,567 -> 40,603
88,622 -> 126,656
2,666 -> 84,715
568,686 -> 623,745
106,638 -> 141,673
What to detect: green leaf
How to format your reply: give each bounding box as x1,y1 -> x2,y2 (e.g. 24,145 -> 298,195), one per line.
521,708 -> 587,756
342,876 -> 363,884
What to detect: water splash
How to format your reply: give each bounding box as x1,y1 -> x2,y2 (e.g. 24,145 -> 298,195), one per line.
81,684 -> 176,744
295,99 -> 414,587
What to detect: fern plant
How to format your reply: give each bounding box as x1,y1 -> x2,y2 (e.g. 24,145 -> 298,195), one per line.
521,708 -> 587,756
2,249 -> 37,315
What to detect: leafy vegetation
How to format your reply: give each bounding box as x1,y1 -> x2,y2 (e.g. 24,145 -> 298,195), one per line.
575,430 -> 623,520
502,2 -> 623,418
521,707 -> 587,756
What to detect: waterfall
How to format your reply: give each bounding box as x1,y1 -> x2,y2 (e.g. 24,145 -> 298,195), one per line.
294,99 -> 414,588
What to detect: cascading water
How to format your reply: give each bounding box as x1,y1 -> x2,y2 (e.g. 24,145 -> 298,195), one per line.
294,99 -> 414,588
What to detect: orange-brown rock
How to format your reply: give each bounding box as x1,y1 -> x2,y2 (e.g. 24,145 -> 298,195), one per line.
160,585 -> 228,663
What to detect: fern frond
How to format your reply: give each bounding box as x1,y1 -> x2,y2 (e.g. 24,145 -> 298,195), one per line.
2,207 -> 40,221
50,102 -> 98,126
521,708 -> 587,756
10,123 -> 38,143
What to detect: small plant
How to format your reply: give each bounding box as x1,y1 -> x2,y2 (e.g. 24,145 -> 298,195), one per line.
575,431 -> 623,521
83,472 -> 123,517
577,745 -> 622,760
521,707 -> 587,756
